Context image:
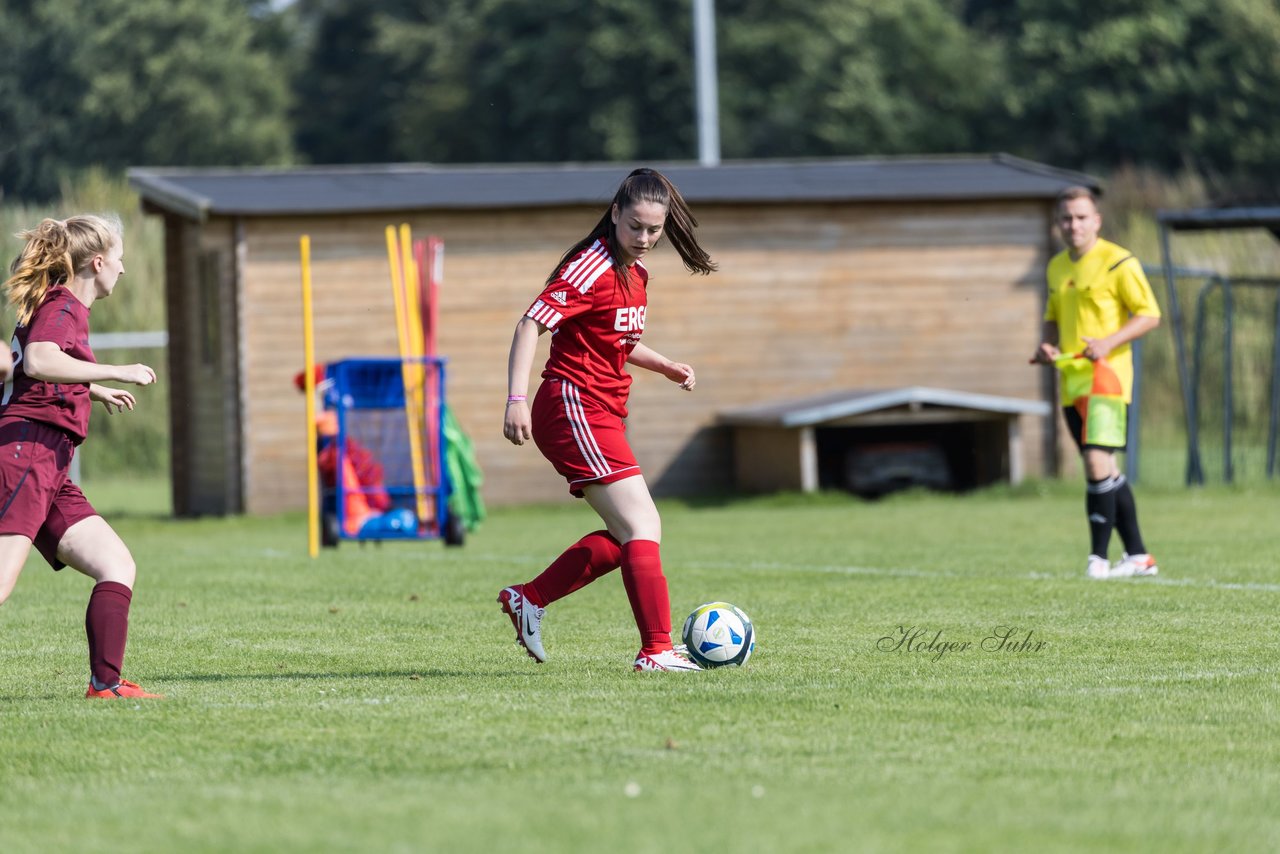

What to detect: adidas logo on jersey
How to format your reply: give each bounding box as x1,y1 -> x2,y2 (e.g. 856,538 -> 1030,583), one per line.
549,290 -> 568,305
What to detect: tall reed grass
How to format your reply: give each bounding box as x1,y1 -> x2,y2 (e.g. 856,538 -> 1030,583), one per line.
1,169 -> 168,478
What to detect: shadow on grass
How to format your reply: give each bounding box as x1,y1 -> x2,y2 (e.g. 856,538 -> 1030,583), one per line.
149,669 -> 540,683
665,489 -> 863,509
102,510 -> 174,523
0,670 -> 538,700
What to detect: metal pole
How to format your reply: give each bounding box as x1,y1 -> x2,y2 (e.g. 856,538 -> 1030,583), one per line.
1158,224 -> 1202,484
1222,280 -> 1234,483
693,0 -> 720,166
1269,293 -> 1280,478
1191,279 -> 1219,484
1127,336 -> 1142,483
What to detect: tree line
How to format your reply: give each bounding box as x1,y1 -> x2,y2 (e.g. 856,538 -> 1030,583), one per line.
3,0 -> 1278,202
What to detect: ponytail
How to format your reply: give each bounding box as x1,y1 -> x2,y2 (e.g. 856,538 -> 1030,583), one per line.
4,214 -> 121,325
546,168 -> 716,291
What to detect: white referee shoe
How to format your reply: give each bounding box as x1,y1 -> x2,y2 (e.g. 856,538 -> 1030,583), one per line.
1111,553 -> 1159,578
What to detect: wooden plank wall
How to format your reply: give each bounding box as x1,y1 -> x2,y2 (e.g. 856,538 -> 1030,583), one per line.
167,218 -> 241,514
230,200 -> 1056,514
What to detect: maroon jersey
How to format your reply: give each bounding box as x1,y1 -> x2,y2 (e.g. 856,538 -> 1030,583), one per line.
1,286 -> 95,443
525,238 -> 647,418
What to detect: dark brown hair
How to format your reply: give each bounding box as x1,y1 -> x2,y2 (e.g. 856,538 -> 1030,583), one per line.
546,168 -> 717,290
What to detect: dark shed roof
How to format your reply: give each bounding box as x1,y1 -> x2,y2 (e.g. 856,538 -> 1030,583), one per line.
127,154 -> 1099,222
1157,207 -> 1280,239
718,387 -> 1051,428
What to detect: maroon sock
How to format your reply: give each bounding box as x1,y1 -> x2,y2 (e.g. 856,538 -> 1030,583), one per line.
86,581 -> 132,687
523,530 -> 622,608
620,539 -> 672,654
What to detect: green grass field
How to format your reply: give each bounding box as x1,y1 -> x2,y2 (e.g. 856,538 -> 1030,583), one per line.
3,479 -> 1279,853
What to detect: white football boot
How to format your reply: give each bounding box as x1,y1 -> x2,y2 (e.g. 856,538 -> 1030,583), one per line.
497,586 -> 546,663
634,648 -> 702,672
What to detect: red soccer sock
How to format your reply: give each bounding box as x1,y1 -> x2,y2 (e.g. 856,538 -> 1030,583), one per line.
620,539 -> 672,654
523,530 -> 622,608
86,581 -> 132,688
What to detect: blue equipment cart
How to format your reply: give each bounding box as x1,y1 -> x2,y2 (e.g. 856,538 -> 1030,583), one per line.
318,357 -> 464,547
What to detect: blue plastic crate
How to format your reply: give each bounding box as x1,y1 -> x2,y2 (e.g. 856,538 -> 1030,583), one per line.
327,358 -> 410,409
317,356 -> 458,545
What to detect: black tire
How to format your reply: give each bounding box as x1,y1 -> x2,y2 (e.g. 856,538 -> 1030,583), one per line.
443,513 -> 466,547
321,513 -> 340,549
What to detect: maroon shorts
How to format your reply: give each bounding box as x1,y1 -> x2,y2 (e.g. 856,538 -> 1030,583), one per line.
532,379 -> 641,497
0,417 -> 97,569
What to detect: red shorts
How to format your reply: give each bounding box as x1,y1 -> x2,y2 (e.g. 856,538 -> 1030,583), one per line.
532,379 -> 641,497
0,417 -> 97,569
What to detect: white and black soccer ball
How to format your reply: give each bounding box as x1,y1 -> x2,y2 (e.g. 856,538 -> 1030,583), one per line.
681,602 -> 755,668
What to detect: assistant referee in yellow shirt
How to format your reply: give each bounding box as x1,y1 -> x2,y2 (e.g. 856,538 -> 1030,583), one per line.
1032,186 -> 1162,580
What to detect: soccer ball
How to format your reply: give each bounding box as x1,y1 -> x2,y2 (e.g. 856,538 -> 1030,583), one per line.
681,602 -> 755,668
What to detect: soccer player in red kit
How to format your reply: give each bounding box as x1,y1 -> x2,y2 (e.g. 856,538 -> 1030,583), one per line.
500,168 -> 716,672
0,215 -> 162,699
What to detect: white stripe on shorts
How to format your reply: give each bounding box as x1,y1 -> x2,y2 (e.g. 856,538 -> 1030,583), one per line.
561,381 -> 610,478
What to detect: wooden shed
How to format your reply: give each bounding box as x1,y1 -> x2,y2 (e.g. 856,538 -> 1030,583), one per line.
128,156 -> 1095,516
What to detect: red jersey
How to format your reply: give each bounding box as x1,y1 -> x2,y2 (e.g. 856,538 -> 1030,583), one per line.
525,238 -> 647,418
1,286 -> 95,443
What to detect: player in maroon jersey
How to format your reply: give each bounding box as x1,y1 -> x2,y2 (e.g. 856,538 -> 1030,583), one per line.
499,168 -> 717,672
0,215 -> 162,699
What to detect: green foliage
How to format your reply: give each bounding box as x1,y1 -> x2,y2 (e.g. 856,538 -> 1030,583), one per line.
5,0 -> 1280,191
3,489 -> 1280,850
718,0 -> 1004,158
291,0 -> 406,164
290,0 -> 1000,164
0,0 -> 294,201
374,0 -> 697,163
968,0 -> 1280,191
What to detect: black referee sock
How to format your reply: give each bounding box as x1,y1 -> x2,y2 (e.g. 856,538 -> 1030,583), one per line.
1085,476 -> 1120,558
1113,474 -> 1147,555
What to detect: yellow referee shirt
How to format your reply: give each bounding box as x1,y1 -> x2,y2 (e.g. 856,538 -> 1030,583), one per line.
1045,238 -> 1162,404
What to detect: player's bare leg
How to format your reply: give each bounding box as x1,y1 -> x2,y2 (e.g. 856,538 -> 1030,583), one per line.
0,534 -> 34,605
582,475 -> 661,545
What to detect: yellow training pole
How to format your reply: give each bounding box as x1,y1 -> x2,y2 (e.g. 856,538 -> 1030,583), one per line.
388,225 -> 430,528
300,235 -> 320,558
385,225 -> 410,363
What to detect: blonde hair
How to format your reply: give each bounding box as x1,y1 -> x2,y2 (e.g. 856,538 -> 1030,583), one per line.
4,214 -> 122,325
1055,185 -> 1100,212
